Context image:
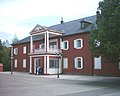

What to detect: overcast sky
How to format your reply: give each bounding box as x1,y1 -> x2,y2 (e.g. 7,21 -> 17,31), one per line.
0,0 -> 101,40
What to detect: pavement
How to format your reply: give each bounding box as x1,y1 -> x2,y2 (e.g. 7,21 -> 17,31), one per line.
0,72 -> 120,96
2,71 -> 120,81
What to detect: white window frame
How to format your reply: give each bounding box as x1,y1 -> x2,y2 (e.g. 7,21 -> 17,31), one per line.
23,46 -> 26,54
94,56 -> 102,69
74,57 -> 83,69
63,58 -> 68,69
14,59 -> 17,68
40,44 -> 44,49
23,59 -> 26,68
74,38 -> 83,49
61,40 -> 69,50
14,48 -> 18,55
49,58 -> 58,69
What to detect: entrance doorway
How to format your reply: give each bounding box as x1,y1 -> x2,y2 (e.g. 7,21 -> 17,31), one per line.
34,58 -> 42,74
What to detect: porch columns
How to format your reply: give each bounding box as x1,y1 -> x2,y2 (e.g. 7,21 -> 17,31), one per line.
45,31 -> 49,52
29,56 -> 32,73
30,35 -> 33,53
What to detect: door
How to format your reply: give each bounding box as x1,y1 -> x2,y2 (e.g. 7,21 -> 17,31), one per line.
34,58 -> 41,74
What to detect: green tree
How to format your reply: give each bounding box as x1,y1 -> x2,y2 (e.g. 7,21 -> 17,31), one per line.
12,35 -> 19,44
89,0 -> 120,63
0,39 -> 11,71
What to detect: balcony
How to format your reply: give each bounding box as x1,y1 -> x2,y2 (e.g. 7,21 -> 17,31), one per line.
34,48 -> 62,54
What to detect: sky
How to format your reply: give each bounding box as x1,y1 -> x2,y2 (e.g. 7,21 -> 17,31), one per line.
0,0 -> 101,40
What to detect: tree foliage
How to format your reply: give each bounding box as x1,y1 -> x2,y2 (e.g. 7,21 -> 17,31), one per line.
12,35 -> 19,44
0,39 -> 11,71
89,0 -> 120,63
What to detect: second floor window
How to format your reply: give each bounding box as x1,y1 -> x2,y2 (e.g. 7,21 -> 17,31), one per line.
14,48 -> 18,55
74,38 -> 83,49
61,41 -> 69,50
23,46 -> 26,54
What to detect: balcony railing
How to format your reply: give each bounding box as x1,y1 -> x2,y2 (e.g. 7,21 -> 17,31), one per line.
34,48 -> 62,54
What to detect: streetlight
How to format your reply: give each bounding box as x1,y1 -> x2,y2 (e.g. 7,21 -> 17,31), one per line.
56,53 -> 61,78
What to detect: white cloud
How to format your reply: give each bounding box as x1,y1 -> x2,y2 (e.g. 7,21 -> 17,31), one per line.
0,0 -> 101,40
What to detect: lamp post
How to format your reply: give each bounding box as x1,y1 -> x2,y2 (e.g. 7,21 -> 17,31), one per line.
56,53 -> 60,78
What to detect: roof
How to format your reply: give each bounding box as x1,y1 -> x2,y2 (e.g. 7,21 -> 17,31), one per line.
13,15 -> 96,45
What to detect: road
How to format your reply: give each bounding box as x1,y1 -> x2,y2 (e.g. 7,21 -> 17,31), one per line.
0,73 -> 120,96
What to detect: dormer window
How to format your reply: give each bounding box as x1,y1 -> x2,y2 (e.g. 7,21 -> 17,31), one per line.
80,19 -> 92,29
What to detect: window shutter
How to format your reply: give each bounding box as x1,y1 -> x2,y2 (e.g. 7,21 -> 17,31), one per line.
74,40 -> 76,48
61,42 -> 64,49
74,58 -> 77,68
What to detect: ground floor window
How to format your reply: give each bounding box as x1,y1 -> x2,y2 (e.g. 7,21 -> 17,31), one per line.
74,57 -> 83,69
23,59 -> 26,68
49,58 -> 58,68
14,59 -> 17,68
94,56 -> 102,69
63,58 -> 68,69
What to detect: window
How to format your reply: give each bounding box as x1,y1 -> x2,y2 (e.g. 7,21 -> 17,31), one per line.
14,59 -> 17,68
61,41 -> 69,50
94,56 -> 102,69
49,58 -> 58,68
23,59 -> 26,68
63,58 -> 68,69
23,46 -> 26,54
74,38 -> 83,49
74,57 -> 83,69
40,44 -> 44,49
14,48 -> 18,55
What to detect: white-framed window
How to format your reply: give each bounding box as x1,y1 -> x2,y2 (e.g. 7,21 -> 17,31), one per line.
14,59 -> 17,68
63,58 -> 68,69
23,59 -> 26,68
23,46 -> 26,54
74,57 -> 83,69
49,58 -> 58,68
61,41 -> 69,50
14,48 -> 18,55
94,56 -> 102,69
39,44 -> 44,49
74,38 -> 83,49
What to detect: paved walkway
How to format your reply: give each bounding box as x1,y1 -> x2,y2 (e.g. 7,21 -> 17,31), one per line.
1,71 -> 120,82
0,72 -> 120,96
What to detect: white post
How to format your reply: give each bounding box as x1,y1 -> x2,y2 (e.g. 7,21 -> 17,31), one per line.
30,56 -> 32,73
30,35 -> 33,53
44,56 -> 47,74
46,31 -> 49,52
45,31 -> 49,52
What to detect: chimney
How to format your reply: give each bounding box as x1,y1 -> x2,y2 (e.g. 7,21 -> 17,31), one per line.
60,17 -> 64,24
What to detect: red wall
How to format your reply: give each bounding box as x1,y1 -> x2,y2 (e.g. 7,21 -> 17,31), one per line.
62,33 -> 93,75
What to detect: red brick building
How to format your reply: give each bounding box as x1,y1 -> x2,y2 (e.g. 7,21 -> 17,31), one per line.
11,15 -> 120,76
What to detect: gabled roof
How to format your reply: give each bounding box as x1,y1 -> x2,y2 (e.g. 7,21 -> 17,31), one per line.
13,15 -> 96,45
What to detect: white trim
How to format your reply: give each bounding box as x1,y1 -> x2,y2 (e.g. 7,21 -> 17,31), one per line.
23,59 -> 26,68
46,31 -> 49,52
74,38 -> 83,49
61,40 -> 69,50
14,48 -> 18,55
44,56 -> 47,74
74,57 -> 83,69
31,32 -> 46,36
30,35 -> 33,53
94,56 -> 102,69
14,59 -> 17,68
63,58 -> 68,69
48,31 -> 62,36
23,46 -> 26,54
29,56 -> 32,73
